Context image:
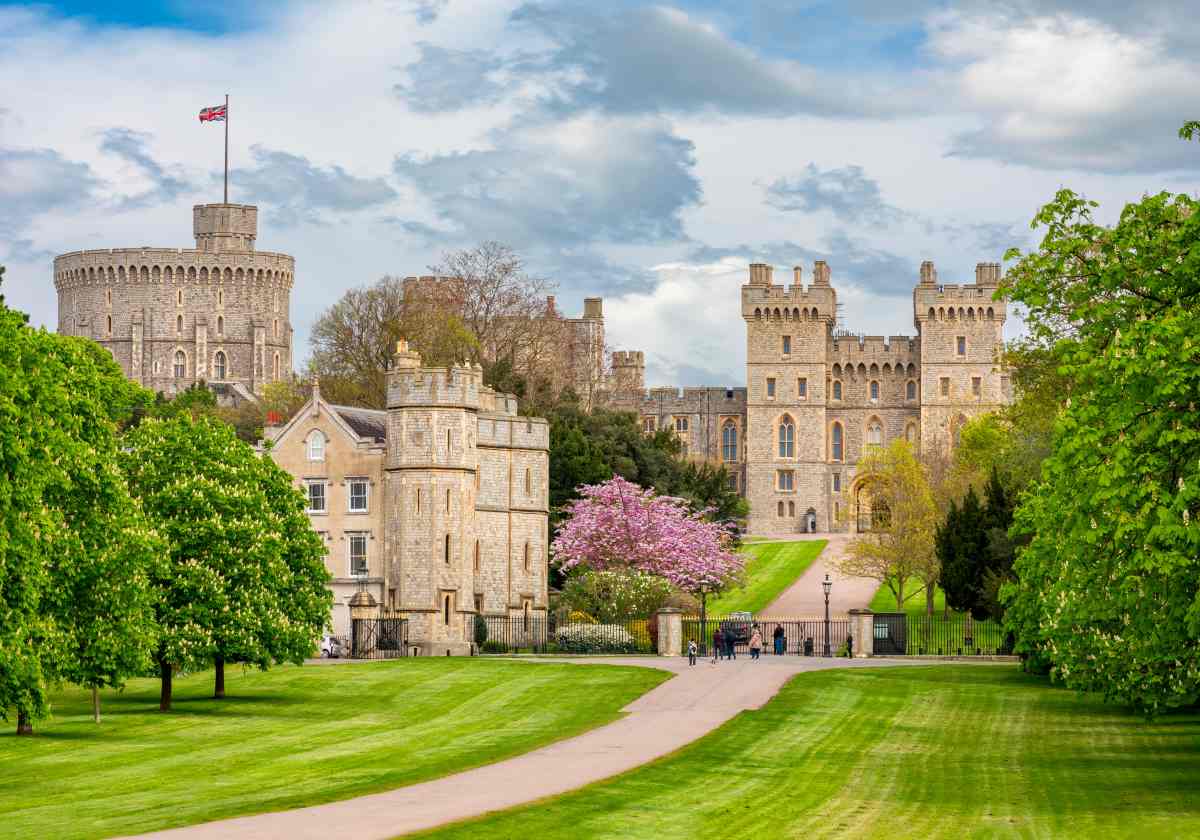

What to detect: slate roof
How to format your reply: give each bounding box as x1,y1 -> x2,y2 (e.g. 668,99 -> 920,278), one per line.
331,404 -> 387,443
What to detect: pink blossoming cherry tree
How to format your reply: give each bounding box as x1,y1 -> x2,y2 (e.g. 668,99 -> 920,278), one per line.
552,476 -> 744,619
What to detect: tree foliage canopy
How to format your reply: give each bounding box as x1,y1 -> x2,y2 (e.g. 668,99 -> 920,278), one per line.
1000,185 -> 1200,712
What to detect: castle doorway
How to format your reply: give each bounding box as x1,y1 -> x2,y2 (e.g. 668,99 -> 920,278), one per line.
855,484 -> 890,533
805,508 -> 817,533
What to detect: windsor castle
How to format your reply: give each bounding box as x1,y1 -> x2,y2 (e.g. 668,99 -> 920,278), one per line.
52,199 -> 1008,647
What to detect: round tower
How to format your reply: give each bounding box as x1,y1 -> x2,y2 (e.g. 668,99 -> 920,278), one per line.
52,203 -> 293,398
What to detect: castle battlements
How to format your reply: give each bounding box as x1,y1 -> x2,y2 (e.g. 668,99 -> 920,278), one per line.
741,261 -> 837,320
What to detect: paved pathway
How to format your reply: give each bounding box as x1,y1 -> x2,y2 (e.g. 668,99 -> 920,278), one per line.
129,655 -> 923,840
762,533 -> 880,615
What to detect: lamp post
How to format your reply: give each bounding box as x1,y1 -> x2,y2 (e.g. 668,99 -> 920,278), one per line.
822,573 -> 833,657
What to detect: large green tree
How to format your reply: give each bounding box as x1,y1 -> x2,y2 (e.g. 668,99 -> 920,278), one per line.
1000,182 -> 1200,712
0,270 -> 160,733
121,416 -> 330,708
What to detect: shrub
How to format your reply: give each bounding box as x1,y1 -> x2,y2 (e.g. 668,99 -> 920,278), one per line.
480,640 -> 509,654
559,569 -> 676,624
473,614 -> 488,646
553,623 -> 638,654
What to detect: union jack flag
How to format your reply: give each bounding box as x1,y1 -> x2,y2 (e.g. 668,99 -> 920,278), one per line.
199,104 -> 227,122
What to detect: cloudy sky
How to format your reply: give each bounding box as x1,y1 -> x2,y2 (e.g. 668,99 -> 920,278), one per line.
3,1 -> 1199,385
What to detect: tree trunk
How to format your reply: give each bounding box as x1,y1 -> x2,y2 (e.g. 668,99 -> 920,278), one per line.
16,710 -> 32,736
159,658 -> 173,711
896,579 -> 905,612
214,654 -> 225,700
92,686 -> 101,724
925,583 -> 935,617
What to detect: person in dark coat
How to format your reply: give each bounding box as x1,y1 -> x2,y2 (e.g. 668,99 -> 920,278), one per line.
712,628 -> 724,663
773,624 -> 786,656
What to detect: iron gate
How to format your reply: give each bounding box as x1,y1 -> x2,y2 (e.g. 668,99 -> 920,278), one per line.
350,617 -> 409,659
872,612 -> 907,655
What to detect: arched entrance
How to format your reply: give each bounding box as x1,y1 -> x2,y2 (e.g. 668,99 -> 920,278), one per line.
805,507 -> 817,533
854,482 -> 891,533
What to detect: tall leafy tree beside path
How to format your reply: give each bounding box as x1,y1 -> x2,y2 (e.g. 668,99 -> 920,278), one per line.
121,416 -> 330,708
1000,183 -> 1200,712
0,270 -> 160,733
835,440 -> 939,615
551,476 -> 744,617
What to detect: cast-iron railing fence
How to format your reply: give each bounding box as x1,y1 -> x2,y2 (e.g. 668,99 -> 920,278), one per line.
681,616 -> 853,657
349,617 -> 409,659
476,615 -> 655,654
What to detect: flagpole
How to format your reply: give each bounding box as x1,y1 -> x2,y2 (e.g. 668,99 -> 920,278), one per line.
223,94 -> 229,203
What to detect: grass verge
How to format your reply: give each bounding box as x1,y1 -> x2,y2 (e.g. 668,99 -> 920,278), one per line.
0,659 -> 666,840
414,665 -> 1200,839
706,540 -> 826,614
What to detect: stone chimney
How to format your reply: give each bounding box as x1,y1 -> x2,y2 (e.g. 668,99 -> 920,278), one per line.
919,260 -> 937,286
392,338 -> 422,370
748,263 -> 773,286
583,297 -> 603,319
974,262 -> 1001,285
812,260 -> 831,286
792,265 -> 803,286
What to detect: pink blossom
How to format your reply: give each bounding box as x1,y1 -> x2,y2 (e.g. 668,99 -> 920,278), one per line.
552,476 -> 744,593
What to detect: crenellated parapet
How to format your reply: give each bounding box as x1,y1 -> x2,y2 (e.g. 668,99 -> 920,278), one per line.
913,261 -> 1006,325
741,262 -> 837,321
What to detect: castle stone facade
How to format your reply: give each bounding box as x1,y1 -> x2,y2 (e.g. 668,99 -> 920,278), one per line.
265,341 -> 549,655
53,203 -> 293,399
604,259 -> 1010,536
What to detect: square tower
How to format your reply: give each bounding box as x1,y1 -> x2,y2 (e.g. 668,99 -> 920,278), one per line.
743,262 -> 837,536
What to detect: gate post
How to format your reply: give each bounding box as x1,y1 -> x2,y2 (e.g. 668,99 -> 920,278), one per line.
848,609 -> 874,657
656,608 -> 682,656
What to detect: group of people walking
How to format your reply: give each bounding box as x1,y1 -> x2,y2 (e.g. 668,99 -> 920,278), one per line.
686,623 -> 788,665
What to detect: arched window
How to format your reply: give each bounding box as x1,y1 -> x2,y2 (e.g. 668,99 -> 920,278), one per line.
177,289 -> 183,306
106,314 -> 112,334
306,430 -> 326,462
474,540 -> 480,571
445,533 -> 451,564
523,542 -> 530,572
777,501 -> 784,517
832,380 -> 842,400
831,423 -> 843,462
106,289 -> 112,305
867,419 -> 883,447
273,352 -> 280,380
213,351 -> 227,379
906,379 -> 916,400
778,415 -> 795,458
218,289 -> 223,306
273,319 -> 279,339
173,350 -> 186,378
176,314 -> 183,333
788,501 -> 795,517
721,421 -> 737,462
870,380 -> 879,401
217,315 -> 224,334
444,593 -> 451,625
905,422 -> 917,443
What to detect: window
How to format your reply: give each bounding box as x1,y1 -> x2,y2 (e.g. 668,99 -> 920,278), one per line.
176,314 -> 183,333
389,588 -> 396,609
349,533 -> 367,577
727,472 -> 738,491
522,599 -> 531,631
788,501 -> 795,517
831,423 -> 843,462
273,352 -> 280,380
870,380 -> 879,401
905,422 -> 917,443
721,421 -> 737,462
766,377 -> 776,398
474,593 -> 483,613
177,289 -> 183,306
218,289 -> 223,306
957,336 -> 966,355
642,416 -> 656,434
349,479 -> 368,512
523,542 -> 530,572
306,430 -> 325,461
832,473 -> 841,492
940,377 -> 950,397
307,480 -> 326,513
525,467 -> 531,495
444,593 -> 452,625
416,487 -> 422,512
213,350 -> 227,379
798,377 -> 807,399
445,488 -> 451,514
675,416 -> 688,434
777,501 -> 784,517
777,470 -> 794,491
972,376 -> 982,396
832,380 -> 842,400
906,379 -> 916,400
867,420 -> 883,447
778,415 -> 795,458
782,335 -> 791,354
445,533 -> 451,564
106,314 -> 112,335
106,289 -> 112,306
446,428 -> 452,452
173,350 -> 186,378
474,540 -> 480,572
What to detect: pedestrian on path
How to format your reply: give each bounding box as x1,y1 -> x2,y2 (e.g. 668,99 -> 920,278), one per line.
712,628 -> 724,663
749,628 -> 763,660
725,629 -> 736,660
772,624 -> 785,656
687,639 -> 697,666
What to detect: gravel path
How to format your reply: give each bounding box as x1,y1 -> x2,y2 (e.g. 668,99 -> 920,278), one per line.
762,534 -> 880,616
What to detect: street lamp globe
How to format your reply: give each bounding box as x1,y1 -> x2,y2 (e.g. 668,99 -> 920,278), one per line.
822,573 -> 832,598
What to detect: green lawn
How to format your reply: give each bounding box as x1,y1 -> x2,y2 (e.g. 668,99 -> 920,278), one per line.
0,659 -> 666,840
868,576 -> 946,616
706,540 -> 826,614
415,665 -> 1200,839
